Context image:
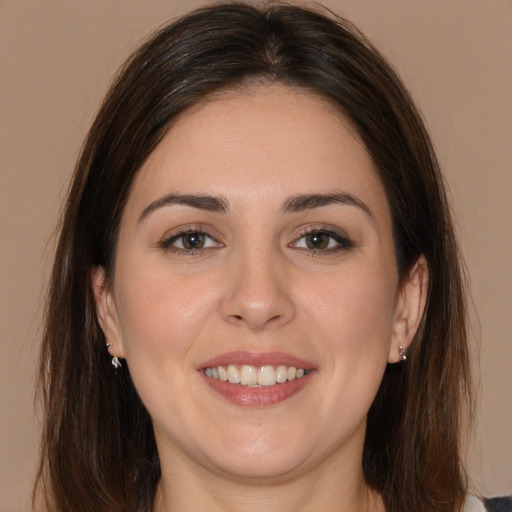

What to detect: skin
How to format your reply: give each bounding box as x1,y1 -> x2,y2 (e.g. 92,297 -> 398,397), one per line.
93,85 -> 428,512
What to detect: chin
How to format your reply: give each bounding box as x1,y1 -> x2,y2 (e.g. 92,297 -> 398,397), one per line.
198,429 -> 318,482
210,451 -> 308,482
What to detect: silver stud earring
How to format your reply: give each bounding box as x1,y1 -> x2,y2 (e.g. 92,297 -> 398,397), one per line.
105,342 -> 121,369
399,345 -> 407,361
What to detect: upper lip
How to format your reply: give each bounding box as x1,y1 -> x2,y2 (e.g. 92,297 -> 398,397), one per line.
198,351 -> 315,370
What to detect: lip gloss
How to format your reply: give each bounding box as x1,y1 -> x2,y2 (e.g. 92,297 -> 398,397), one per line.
200,370 -> 312,406
199,350 -> 313,369
198,351 -> 315,406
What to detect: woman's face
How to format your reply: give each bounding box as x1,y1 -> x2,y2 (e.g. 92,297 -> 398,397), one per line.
94,85 -> 425,482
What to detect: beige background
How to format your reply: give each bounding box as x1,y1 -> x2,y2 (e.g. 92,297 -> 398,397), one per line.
1,1 -> 510,510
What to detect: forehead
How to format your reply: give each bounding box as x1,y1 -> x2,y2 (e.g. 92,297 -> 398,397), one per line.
125,84 -> 389,219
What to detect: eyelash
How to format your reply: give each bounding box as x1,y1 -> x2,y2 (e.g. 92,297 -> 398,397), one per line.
292,226 -> 354,254
160,226 -> 221,255
159,225 -> 354,256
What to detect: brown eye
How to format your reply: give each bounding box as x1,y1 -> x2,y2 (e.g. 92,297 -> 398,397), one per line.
162,230 -> 221,252
291,229 -> 354,253
305,232 -> 330,249
181,232 -> 206,250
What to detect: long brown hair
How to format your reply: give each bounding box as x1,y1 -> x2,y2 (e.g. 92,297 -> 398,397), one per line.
35,3 -> 472,511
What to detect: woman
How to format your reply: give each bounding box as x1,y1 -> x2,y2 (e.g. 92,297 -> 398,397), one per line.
34,3 -> 508,511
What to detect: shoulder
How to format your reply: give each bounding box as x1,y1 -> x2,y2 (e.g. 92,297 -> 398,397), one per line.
465,495 -> 512,512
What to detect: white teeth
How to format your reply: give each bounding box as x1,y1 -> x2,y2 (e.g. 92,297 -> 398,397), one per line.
227,365 -> 240,384
240,365 -> 258,386
205,364 -> 309,386
276,365 -> 288,383
258,365 -> 276,386
218,366 -> 228,382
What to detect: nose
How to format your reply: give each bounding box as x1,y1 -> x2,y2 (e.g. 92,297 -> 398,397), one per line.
219,247 -> 296,331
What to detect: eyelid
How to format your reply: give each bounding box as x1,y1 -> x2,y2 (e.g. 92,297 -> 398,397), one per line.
159,224 -> 223,253
290,225 -> 354,253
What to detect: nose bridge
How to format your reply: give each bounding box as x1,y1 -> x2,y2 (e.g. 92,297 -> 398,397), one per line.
220,240 -> 295,331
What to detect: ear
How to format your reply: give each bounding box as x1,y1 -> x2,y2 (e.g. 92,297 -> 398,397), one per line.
388,255 -> 429,363
91,266 -> 125,359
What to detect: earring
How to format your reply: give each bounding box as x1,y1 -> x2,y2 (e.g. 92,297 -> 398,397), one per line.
105,342 -> 121,369
399,345 -> 407,361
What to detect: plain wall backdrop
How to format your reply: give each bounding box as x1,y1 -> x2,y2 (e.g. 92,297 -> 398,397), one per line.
1,1 -> 510,510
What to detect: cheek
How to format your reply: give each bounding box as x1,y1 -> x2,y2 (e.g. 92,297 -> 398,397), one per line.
316,271 -> 393,328
114,260 -> 219,363
285,259 -> 398,444
302,259 -> 397,368
112,262 -> 225,425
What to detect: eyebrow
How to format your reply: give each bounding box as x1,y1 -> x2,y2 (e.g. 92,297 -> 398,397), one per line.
138,191 -> 374,222
138,193 -> 229,222
282,192 -> 374,218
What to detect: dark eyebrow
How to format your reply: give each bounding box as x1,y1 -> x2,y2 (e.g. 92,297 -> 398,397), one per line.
282,192 -> 374,219
138,193 -> 229,222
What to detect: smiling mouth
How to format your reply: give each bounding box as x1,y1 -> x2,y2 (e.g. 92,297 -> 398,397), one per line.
204,364 -> 311,387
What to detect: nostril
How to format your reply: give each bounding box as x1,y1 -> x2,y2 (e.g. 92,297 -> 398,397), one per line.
267,315 -> 282,326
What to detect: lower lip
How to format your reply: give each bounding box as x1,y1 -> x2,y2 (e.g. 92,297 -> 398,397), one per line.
200,371 -> 313,407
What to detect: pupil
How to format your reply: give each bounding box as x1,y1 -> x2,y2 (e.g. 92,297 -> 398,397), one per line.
184,232 -> 205,249
307,232 -> 329,249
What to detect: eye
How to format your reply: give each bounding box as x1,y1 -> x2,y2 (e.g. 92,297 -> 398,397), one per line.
161,229 -> 222,253
291,228 -> 353,253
